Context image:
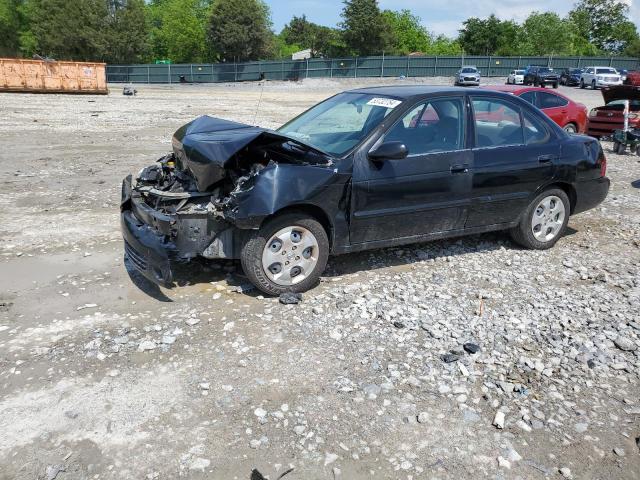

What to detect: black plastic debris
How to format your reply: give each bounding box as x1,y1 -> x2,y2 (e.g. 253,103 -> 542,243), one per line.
393,321 -> 405,329
463,342 -> 481,354
441,353 -> 459,363
251,467 -> 294,480
279,292 -> 303,305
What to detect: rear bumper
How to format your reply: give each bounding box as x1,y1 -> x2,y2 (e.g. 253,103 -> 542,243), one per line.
573,176 -> 610,215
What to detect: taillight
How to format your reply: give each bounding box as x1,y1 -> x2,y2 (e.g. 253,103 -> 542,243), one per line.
629,113 -> 638,120
598,149 -> 607,177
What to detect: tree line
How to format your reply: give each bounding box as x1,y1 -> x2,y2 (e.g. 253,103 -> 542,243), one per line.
0,0 -> 638,64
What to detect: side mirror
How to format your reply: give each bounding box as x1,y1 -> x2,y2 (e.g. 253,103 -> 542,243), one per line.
368,141 -> 409,161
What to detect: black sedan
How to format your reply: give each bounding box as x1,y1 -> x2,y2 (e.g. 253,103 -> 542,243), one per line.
121,86 -> 610,295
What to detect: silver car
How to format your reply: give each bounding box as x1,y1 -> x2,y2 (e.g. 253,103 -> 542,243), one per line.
454,66 -> 481,86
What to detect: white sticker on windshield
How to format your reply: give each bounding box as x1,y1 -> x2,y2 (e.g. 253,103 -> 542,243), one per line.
367,97 -> 402,109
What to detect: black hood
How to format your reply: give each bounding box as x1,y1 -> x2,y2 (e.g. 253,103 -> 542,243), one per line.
172,115 -> 335,192
601,85 -> 640,104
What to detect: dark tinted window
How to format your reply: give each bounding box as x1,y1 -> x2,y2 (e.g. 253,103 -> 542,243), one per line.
385,98 -> 464,155
472,98 -> 524,148
538,92 -> 568,109
519,91 -> 536,105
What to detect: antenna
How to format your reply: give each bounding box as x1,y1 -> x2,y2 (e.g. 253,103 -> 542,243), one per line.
253,78 -> 265,125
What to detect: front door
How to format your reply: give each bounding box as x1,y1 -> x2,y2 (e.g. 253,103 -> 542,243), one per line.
350,96 -> 472,244
466,96 -> 560,227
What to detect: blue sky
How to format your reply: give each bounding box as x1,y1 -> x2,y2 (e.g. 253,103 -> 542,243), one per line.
268,0 -> 640,38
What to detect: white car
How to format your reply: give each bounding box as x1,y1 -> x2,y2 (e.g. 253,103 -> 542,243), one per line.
506,70 -> 525,85
580,66 -> 623,89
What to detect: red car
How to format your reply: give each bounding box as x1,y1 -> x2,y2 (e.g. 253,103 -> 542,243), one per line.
480,85 -> 588,133
587,86 -> 640,138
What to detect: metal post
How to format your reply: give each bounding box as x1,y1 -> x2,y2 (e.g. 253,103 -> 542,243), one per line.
609,56 -> 613,67
330,60 -> 333,78
381,51 -> 384,78
168,63 -> 171,84
147,65 -> 150,84
518,56 -> 521,69
577,56 -> 582,68
488,56 -> 492,77
434,55 -> 438,77
406,56 -> 410,77
190,64 -> 194,83
306,58 -> 309,78
282,59 -> 284,80
234,58 -> 238,82
354,57 -> 358,78
211,64 -> 214,83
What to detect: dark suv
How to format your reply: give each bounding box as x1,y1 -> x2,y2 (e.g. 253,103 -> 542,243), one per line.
524,66 -> 560,88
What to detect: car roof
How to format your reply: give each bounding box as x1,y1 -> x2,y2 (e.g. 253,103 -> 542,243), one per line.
347,85 -> 494,99
479,85 -> 573,101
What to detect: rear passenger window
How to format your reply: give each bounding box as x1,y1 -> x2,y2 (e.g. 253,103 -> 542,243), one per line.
385,98 -> 464,155
519,91 -> 535,105
472,98 -> 524,148
523,112 -> 550,145
538,92 -> 568,109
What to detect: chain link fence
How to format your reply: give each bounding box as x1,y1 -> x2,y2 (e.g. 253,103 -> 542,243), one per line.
107,55 -> 640,84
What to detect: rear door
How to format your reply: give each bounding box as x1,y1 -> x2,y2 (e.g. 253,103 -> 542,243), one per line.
467,96 -> 560,228
350,95 -> 471,244
536,91 -> 569,128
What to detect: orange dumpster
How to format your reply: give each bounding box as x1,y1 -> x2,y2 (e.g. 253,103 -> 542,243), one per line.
0,58 -> 108,94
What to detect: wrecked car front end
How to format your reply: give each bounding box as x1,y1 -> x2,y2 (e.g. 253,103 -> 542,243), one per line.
121,115 -> 336,287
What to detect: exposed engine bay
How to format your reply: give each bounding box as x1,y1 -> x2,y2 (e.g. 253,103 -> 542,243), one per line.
121,115 -> 334,286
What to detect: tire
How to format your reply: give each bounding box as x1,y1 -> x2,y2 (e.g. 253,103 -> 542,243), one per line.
615,141 -> 626,155
240,212 -> 329,296
563,123 -> 577,134
534,79 -> 539,87
591,80 -> 596,90
580,79 -> 585,89
553,82 -> 558,89
509,188 -> 570,250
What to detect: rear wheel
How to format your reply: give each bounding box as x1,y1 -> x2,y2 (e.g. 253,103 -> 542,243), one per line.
510,189 -> 570,250
241,212 -> 329,295
613,141 -> 626,155
553,82 -> 559,89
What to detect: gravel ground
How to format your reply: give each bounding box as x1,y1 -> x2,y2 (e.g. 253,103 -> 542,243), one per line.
0,77 -> 639,480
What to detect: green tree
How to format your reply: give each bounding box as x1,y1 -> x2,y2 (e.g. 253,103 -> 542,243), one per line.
624,37 -> 640,57
280,15 -> 342,57
429,35 -> 463,55
208,0 -> 273,61
382,9 -> 431,55
340,0 -> 394,55
0,0 -> 21,56
21,0 -> 108,60
148,0 -> 211,63
104,0 -> 150,63
520,12 -> 572,55
569,0 -> 638,52
458,15 -> 521,55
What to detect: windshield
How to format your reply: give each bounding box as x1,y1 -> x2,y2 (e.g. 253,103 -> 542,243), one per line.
515,70 -> 525,75
278,92 -> 400,156
461,68 -> 477,73
570,69 -> 582,74
606,100 -> 640,108
597,68 -> 617,74
539,68 -> 553,73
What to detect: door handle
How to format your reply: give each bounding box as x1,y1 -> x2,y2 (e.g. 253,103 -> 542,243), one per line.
450,164 -> 469,174
538,155 -> 555,164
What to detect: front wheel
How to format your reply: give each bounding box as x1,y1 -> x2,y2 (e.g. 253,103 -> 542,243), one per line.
241,212 -> 329,295
552,82 -> 558,89
563,123 -> 577,134
509,189 -> 570,250
591,80 -> 597,89
580,79 -> 585,89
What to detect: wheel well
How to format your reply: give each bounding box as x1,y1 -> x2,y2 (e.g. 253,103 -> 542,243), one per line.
264,204 -> 334,247
548,182 -> 577,214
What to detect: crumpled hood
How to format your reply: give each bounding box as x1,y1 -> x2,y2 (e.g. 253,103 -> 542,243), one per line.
172,115 -> 291,192
601,85 -> 640,104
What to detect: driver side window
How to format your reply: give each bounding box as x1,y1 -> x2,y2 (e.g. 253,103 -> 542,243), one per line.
384,98 -> 464,155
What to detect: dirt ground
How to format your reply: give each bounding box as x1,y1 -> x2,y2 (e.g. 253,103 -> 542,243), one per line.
0,78 -> 639,480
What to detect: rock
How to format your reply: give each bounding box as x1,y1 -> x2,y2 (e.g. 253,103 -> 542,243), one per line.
137,340 -> 156,352
46,465 -> 65,480
613,447 -> 625,457
441,353 -> 459,363
497,456 -> 511,469
279,293 -> 302,305
161,335 -> 176,345
574,422 -> 588,433
493,410 -> 505,429
463,342 -> 481,354
613,336 -> 637,352
186,318 -> 200,326
293,425 -> 306,435
506,448 -> 522,462
559,467 -> 573,479
199,382 -> 210,390
254,407 -> 267,418
189,458 -> 210,471
324,453 -> 339,466
417,412 -> 429,423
